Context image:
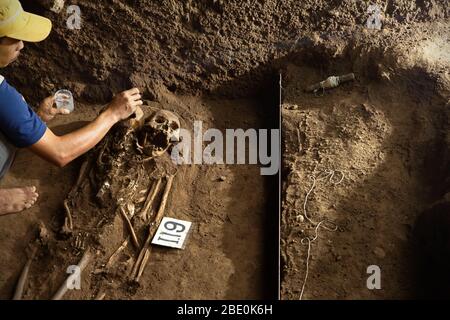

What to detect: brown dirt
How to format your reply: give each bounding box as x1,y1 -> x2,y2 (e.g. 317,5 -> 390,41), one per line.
1,91 -> 277,299
3,0 -> 449,104
281,24 -> 450,299
0,0 -> 449,300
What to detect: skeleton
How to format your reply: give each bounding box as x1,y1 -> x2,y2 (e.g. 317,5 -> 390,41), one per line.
15,108 -> 180,299
17,105 -> 181,299
71,232 -> 89,256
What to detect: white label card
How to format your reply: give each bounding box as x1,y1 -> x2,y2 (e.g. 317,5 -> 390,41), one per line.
151,217 -> 192,249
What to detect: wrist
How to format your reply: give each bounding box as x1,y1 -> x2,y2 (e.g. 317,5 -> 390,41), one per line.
100,106 -> 120,125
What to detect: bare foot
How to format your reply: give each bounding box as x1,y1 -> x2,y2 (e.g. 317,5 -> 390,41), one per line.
0,187 -> 39,216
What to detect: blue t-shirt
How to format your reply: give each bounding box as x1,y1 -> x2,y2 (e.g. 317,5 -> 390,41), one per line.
0,75 -> 47,148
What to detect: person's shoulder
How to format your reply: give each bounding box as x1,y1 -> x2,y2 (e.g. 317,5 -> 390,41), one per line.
0,74 -> 8,92
0,75 -> 28,112
0,75 -> 22,100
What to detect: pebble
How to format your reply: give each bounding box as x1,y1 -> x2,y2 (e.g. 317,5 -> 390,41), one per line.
218,176 -> 227,181
374,247 -> 386,258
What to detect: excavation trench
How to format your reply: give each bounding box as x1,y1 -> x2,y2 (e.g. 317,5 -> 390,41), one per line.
0,2 -> 447,299
280,43 -> 449,299
0,83 -> 279,299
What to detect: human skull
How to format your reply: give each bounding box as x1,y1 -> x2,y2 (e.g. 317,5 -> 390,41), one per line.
148,110 -> 181,142
138,109 -> 181,157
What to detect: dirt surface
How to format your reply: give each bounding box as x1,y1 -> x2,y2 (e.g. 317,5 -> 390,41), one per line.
0,91 -> 276,299
281,24 -> 450,299
0,0 -> 449,300
2,0 -> 449,105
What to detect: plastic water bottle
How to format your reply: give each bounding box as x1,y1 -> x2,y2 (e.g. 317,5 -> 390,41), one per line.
54,89 -> 74,113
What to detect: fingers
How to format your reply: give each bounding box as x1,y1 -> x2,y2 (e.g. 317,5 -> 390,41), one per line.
117,88 -> 139,99
117,88 -> 141,100
58,108 -> 71,115
124,87 -> 140,96
126,88 -> 142,111
130,93 -> 142,101
49,107 -> 59,115
129,97 -> 143,106
127,99 -> 143,112
39,96 -> 55,112
48,106 -> 66,117
109,88 -> 143,120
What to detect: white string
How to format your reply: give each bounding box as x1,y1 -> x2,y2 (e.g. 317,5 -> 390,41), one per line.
296,169 -> 344,300
300,237 -> 311,299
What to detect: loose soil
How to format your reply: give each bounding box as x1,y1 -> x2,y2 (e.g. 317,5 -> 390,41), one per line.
281,24 -> 449,299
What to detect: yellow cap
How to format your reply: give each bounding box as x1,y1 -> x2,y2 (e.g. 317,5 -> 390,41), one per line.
0,0 -> 52,42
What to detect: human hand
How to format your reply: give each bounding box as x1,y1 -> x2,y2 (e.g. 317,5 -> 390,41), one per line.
106,88 -> 143,122
37,96 -> 70,123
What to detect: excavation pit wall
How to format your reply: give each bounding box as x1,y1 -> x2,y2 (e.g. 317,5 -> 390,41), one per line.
281,41 -> 449,299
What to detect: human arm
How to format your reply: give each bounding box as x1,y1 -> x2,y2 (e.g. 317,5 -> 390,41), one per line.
29,88 -> 142,167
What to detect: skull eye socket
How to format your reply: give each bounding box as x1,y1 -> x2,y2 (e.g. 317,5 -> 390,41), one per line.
170,122 -> 180,130
155,116 -> 166,124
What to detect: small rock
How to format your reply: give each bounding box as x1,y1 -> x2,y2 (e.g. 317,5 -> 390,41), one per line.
93,268 -> 104,275
36,0 -> 65,12
374,247 -> 386,258
218,176 -> 227,182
